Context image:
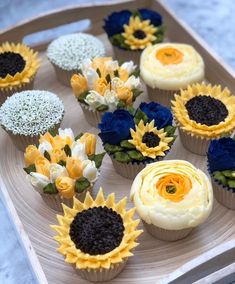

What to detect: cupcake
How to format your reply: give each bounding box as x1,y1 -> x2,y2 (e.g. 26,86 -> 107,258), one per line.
51,188 -> 143,282
0,90 -> 64,151
131,160 -> 213,241
24,128 -> 105,211
71,57 -> 142,127
103,9 -> 164,64
140,43 -> 205,107
98,102 -> 176,179
47,33 -> 105,86
0,42 -> 40,105
208,137 -> 235,210
172,83 -> 235,155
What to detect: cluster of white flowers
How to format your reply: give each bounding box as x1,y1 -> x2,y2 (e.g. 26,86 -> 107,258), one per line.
0,91 -> 64,136
47,33 -> 105,70
28,128 -> 99,194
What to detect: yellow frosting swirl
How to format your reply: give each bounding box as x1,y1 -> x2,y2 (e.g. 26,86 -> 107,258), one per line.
130,160 -> 213,230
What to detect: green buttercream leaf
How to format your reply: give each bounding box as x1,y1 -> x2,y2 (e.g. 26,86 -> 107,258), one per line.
96,68 -> 101,78
43,183 -> 58,194
132,88 -> 143,101
96,104 -> 109,112
75,133 -> 83,141
58,160 -> 66,167
114,69 -> 119,77
75,177 -> 90,193
126,105 -> 135,116
228,180 -> 235,188
117,100 -> 126,109
64,144 -> 71,157
104,143 -> 123,153
114,152 -> 131,163
213,171 -> 227,186
88,152 -> 106,169
164,125 -> 177,136
48,128 -> 57,137
120,140 -> 136,149
134,109 -> 148,125
110,34 -> 129,50
44,150 -> 51,161
130,69 -> 140,78
105,74 -> 111,84
77,91 -> 89,104
23,164 -> 36,174
127,150 -> 144,161
132,11 -> 142,19
222,170 -> 234,178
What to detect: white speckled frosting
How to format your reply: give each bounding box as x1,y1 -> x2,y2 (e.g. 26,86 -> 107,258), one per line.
130,160 -> 213,230
0,90 -> 64,136
140,43 -> 205,90
47,33 -> 105,71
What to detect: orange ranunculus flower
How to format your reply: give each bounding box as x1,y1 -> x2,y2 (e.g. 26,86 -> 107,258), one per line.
93,78 -> 109,96
71,74 -> 88,97
24,145 -> 42,167
80,133 -> 96,156
66,157 -> 83,179
55,176 -> 75,199
35,156 -> 50,178
50,148 -> 67,163
118,68 -> 129,82
117,87 -> 133,105
156,47 -> 183,65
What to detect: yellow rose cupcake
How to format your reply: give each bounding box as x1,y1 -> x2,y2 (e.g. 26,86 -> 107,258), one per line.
24,128 -> 105,211
140,43 -> 205,107
172,83 -> 235,155
131,160 -> 213,241
51,188 -> 143,282
0,42 -> 40,105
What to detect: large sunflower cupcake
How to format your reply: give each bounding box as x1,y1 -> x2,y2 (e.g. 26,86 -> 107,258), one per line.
98,102 -> 176,179
71,57 -> 142,127
51,188 -> 143,282
172,83 -> 235,155
131,160 -> 213,241
207,137 -> 235,210
140,43 -> 205,107
0,42 -> 40,105
24,128 -> 105,211
103,9 -> 164,64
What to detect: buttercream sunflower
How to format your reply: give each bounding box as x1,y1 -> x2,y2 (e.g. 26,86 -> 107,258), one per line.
0,42 -> 40,105
172,83 -> 235,155
51,188 -> 143,282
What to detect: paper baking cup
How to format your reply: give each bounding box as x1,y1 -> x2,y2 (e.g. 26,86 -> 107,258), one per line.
41,187 -> 92,212
147,85 -> 179,108
112,46 -> 142,65
142,221 -> 193,241
178,127 -> 210,156
79,102 -> 103,127
76,259 -> 127,282
50,62 -> 79,87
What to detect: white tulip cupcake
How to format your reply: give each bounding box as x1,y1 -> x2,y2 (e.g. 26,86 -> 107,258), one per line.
131,160 -> 213,241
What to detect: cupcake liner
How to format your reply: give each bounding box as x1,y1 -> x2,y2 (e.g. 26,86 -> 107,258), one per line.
79,102 -> 103,127
142,221 -> 193,241
41,187 -> 92,212
76,259 -> 127,282
51,62 -> 79,87
147,85 -> 179,108
112,46 -> 142,65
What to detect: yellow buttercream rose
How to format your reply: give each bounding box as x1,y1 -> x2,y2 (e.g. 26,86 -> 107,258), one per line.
35,156 -> 50,178
66,157 -> 83,179
50,148 -> 67,163
71,74 -> 88,97
80,133 -> 96,156
55,176 -> 75,199
24,145 -> 42,166
93,78 -> 109,96
117,87 -> 133,105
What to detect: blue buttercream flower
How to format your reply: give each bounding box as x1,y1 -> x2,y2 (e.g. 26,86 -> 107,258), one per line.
138,8 -> 162,26
98,109 -> 134,145
139,102 -> 173,129
208,137 -> 235,172
103,10 -> 132,37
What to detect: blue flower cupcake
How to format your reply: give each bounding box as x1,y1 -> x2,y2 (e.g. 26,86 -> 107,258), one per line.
207,137 -> 235,209
103,9 -> 164,64
98,102 -> 176,179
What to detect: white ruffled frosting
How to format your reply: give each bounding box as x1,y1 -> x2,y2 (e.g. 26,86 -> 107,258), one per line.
140,43 -> 205,90
130,160 -> 213,230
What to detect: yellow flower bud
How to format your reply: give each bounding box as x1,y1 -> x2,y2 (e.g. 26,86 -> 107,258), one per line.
118,68 -> 129,82
117,87 -> 133,105
66,157 -> 83,179
71,74 -> 88,97
80,133 -> 96,156
93,78 -> 108,96
55,176 -> 75,199
24,145 -> 42,167
91,57 -> 112,76
39,133 -> 65,149
50,148 -> 67,163
35,156 -> 50,178
39,132 -> 54,145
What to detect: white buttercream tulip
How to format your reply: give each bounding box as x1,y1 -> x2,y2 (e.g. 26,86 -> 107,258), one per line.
58,128 -> 74,142
104,90 -> 119,111
28,172 -> 50,194
121,61 -> 136,74
82,160 -> 98,183
49,163 -> 68,182
124,75 -> 141,89
81,58 -> 92,74
105,60 -> 119,71
85,90 -> 106,110
71,141 -> 87,161
38,141 -> 53,155
84,68 -> 99,89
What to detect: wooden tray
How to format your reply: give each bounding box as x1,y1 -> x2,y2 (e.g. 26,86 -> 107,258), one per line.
1,0 -> 235,283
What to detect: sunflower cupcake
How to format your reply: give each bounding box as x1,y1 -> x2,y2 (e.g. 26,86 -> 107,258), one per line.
24,128 -> 105,211
131,160 -> 213,241
103,9 -> 164,64
47,33 -> 105,86
51,188 -> 143,282
71,57 -> 142,127
208,137 -> 235,210
98,102 -> 176,179
140,43 -> 205,107
172,83 -> 235,155
0,90 -> 64,151
0,42 -> 40,105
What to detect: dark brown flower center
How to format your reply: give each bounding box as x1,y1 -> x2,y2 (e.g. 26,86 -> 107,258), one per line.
142,132 -> 160,148
133,29 -> 146,39
0,52 -> 26,79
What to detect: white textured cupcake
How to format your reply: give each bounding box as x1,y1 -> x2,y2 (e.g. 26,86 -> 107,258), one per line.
47,33 -> 105,86
0,90 -> 64,151
131,160 -> 213,241
140,43 -> 205,107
